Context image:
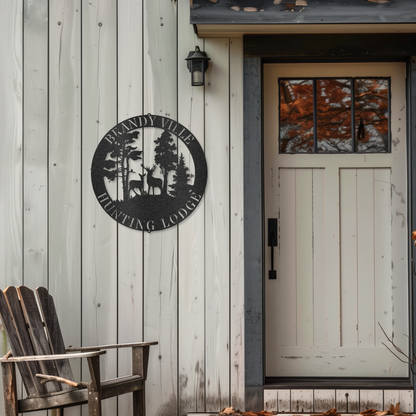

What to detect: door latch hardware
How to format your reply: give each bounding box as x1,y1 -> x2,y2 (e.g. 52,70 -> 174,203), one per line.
268,218 -> 277,279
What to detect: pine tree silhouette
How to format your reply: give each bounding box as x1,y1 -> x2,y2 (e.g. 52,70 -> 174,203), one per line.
102,130 -> 142,201
154,129 -> 177,195
170,153 -> 193,198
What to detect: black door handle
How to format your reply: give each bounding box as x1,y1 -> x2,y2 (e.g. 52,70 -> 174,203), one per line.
268,218 -> 277,279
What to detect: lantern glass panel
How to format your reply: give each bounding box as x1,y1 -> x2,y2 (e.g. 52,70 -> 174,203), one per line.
192,61 -> 204,86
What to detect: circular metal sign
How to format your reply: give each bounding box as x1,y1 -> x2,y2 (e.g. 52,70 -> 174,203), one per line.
91,114 -> 207,232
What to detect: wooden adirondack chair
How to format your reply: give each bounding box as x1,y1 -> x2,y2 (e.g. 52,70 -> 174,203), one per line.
0,286 -> 157,416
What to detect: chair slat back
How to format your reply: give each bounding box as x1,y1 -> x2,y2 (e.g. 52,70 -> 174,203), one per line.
36,286 -> 74,386
17,286 -> 63,393
0,287 -> 47,396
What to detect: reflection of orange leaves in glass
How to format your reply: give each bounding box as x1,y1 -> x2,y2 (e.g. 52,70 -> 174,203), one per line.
279,80 -> 314,153
279,78 -> 389,153
316,79 -> 353,153
292,98 -> 313,119
280,103 -> 290,120
412,230 -> 416,246
355,79 -> 388,151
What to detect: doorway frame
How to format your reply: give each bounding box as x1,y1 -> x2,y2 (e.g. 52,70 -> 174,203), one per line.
243,33 -> 416,410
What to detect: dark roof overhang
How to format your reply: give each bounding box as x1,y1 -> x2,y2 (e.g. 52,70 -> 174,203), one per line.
191,0 -> 416,37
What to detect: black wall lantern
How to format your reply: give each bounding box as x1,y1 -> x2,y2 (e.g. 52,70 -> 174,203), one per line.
186,46 -> 210,87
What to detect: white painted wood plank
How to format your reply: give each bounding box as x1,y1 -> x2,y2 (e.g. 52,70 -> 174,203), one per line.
273,345 -> 406,376
314,390 -> 335,412
264,64 -> 282,377
383,390 -> 414,413
23,0 -> 48,290
116,1 -> 144,415
312,169 -> 327,346
204,37 -> 230,411
357,169 -> 375,347
389,63 -> 409,372
0,0 -> 23,411
291,390 -> 313,413
278,168 -> 297,347
277,390 -> 291,412
336,390 -> 359,413
229,36 -> 245,411
143,227 -> 178,415
266,167 -> 298,374
325,166 -> 341,348
296,169 -> 314,346
340,168 -> 358,347
360,390 -> 383,411
48,2 -> 82,415
398,390 -> 413,413
187,414 -> 217,416
81,1 -> 118,415
117,1 -> 143,121
384,390 -> 400,411
143,1 -> 178,416
177,1 -> 206,414
22,5 -> 49,412
0,0 -> 22,289
374,169 -> 393,346
264,390 -> 277,412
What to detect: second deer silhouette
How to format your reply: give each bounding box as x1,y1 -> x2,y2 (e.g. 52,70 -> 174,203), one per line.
143,165 -> 163,195
129,173 -> 146,196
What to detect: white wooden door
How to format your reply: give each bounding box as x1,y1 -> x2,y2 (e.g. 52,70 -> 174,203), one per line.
264,62 -> 409,378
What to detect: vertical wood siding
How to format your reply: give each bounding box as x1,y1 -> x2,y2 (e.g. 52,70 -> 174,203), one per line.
177,1 -> 206,414
0,0 -> 22,287
117,1 -> 144,414
0,0 -> 245,415
49,1 -> 82,415
205,37 -> 231,412
229,38 -> 245,412
143,2 -> 178,416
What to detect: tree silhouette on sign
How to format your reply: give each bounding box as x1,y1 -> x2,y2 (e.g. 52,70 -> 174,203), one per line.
154,129 -> 177,195
170,153 -> 193,199
102,130 -> 142,201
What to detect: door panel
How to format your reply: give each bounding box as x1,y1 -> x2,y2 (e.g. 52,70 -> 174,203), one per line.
340,168 -> 391,348
265,63 -> 408,378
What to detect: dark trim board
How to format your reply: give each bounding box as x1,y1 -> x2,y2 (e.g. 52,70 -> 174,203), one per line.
244,34 -> 416,59
243,34 -> 416,410
191,0 -> 416,25
244,56 -> 263,412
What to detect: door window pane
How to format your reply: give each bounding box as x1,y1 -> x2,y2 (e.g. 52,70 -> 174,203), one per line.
279,77 -> 390,154
279,79 -> 314,153
354,78 -> 389,153
317,79 -> 352,153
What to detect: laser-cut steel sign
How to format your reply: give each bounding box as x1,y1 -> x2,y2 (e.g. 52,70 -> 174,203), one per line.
91,114 -> 207,232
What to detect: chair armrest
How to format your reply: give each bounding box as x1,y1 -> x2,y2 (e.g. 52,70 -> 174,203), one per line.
66,341 -> 158,352
0,350 -> 106,362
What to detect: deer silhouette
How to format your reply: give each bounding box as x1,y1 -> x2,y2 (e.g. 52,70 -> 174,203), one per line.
129,173 -> 146,196
142,165 -> 163,195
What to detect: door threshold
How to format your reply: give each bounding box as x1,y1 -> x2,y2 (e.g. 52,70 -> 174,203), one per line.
265,378 -> 413,390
